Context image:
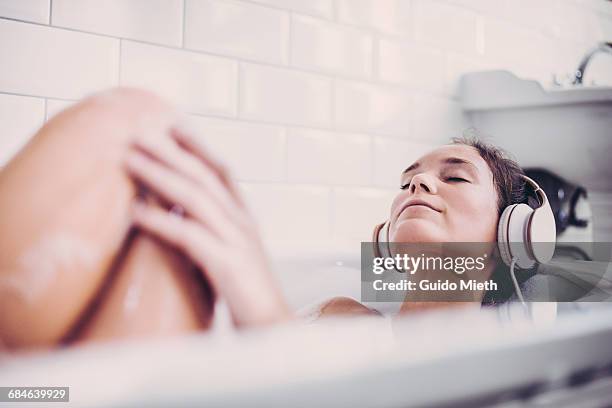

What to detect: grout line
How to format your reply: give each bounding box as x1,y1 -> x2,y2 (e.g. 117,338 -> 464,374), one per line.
0,20 -> 463,101
0,90 -> 451,145
238,0 -> 334,21
117,39 -> 123,85
234,178 -> 397,193
329,186 -> 335,240
282,127 -> 289,182
0,91 -> 76,102
235,61 -> 241,118
48,0 -> 53,25
330,77 -> 336,131
371,36 -> 378,80
181,0 -> 187,48
287,13 -> 292,66
6,18 -> 452,93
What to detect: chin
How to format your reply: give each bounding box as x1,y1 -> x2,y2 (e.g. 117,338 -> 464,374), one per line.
390,219 -> 447,243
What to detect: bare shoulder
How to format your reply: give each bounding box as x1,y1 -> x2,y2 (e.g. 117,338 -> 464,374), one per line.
315,296 -> 382,318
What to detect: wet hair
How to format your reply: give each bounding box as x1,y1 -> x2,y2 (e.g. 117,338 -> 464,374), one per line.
451,131 -> 535,305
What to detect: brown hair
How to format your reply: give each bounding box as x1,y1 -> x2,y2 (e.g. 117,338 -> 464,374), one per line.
451,132 -> 527,214
452,132 -> 536,304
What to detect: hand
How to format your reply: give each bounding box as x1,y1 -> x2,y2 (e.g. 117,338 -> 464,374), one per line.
124,126 -> 291,327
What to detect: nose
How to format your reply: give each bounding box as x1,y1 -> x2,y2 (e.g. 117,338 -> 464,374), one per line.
408,173 -> 437,194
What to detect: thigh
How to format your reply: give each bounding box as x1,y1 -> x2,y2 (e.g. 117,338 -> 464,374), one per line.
0,88 -> 185,349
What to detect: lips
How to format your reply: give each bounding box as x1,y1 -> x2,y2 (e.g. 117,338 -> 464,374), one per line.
396,198 -> 442,220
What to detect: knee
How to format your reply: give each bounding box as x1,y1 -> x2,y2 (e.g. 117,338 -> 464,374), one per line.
85,87 -> 173,114
50,87 -> 180,146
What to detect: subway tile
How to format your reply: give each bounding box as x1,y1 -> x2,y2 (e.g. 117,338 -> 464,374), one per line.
413,0 -> 478,55
287,128 -> 371,185
502,0 -> 572,39
553,3 -> 607,44
0,0 -> 49,23
0,20 -> 119,99
185,115 -> 286,182
336,0 -> 411,36
239,63 -> 332,127
482,18 -> 558,85
576,0 -> 612,16
239,182 -> 331,245
291,15 -> 372,78
51,0 -> 183,46
120,40 -> 237,117
184,0 -> 289,65
0,93 -> 45,166
373,138 -> 436,188
412,94 -> 470,144
378,39 -> 446,93
444,0 -> 508,17
334,80 -> 413,136
445,53 -> 501,98
332,187 -> 397,244
249,0 -> 332,19
45,98 -> 75,121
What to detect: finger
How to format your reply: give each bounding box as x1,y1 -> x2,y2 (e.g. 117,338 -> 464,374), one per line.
125,149 -> 242,242
132,132 -> 244,223
171,126 -> 247,209
130,200 -> 224,280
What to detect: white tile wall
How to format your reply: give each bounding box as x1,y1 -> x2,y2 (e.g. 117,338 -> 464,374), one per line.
239,63 -> 332,127
250,0 -> 333,20
0,19 -> 119,99
52,0 -> 183,46
412,93 -> 469,143
187,115 -> 286,182
184,0 -> 289,64
45,99 -> 75,121
336,0 -> 411,36
0,93 -> 45,166
0,0 -> 611,247
332,187 -> 396,244
373,138 -> 436,188
120,40 -> 237,116
0,0 -> 49,23
239,182 -> 331,245
291,15 -> 373,78
334,80 -> 413,136
412,0 -> 480,55
377,38 -> 446,93
287,128 -> 372,185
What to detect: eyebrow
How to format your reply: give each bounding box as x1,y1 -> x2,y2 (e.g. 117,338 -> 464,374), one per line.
401,157 -> 479,175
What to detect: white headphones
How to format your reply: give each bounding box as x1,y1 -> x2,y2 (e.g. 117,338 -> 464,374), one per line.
373,175 -> 557,270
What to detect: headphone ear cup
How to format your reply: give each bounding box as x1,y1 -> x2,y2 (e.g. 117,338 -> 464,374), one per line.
497,204 -> 516,267
527,204 -> 556,264
506,203 -> 537,269
372,222 -> 387,258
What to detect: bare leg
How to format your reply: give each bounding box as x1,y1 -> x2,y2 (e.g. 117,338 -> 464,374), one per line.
0,88 -> 213,350
65,231 -> 213,345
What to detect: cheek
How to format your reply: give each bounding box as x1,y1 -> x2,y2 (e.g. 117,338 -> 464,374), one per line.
446,189 -> 498,240
388,193 -> 405,220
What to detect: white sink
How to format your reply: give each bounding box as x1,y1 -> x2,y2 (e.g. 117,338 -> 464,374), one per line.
459,71 -> 612,192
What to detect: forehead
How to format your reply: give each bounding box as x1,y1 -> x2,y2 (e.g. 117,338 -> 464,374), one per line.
414,145 -> 491,176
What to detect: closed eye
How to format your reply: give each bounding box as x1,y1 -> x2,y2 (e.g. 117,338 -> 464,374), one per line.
400,176 -> 469,189
446,177 -> 469,183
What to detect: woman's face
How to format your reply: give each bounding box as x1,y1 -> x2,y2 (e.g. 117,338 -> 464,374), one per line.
389,144 -> 499,243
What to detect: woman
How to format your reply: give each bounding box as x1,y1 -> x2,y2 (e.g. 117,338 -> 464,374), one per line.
0,88 -> 529,350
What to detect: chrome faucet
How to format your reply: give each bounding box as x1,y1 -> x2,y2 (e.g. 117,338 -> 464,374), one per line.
572,42 -> 612,85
